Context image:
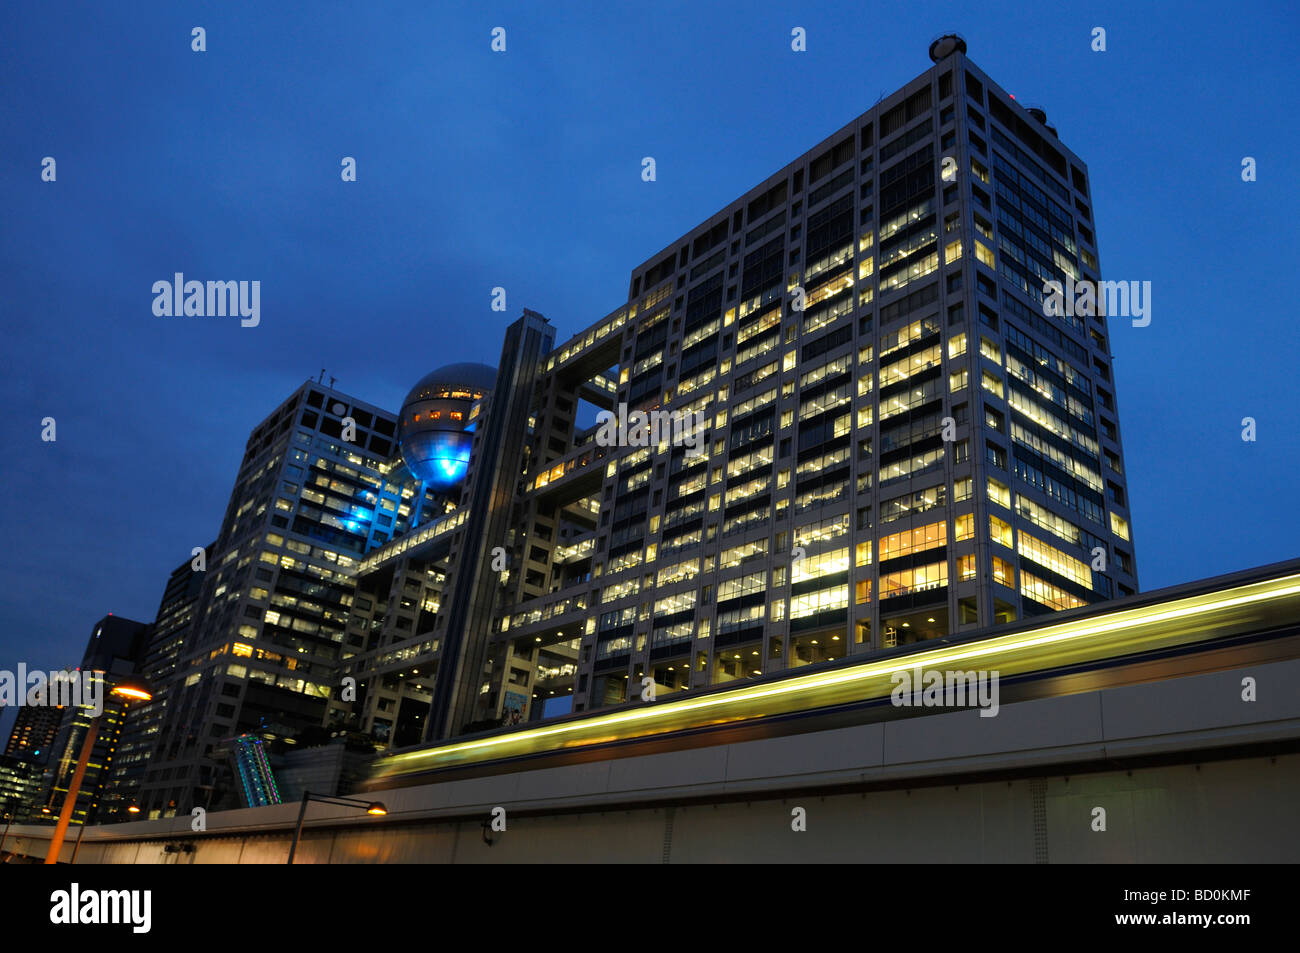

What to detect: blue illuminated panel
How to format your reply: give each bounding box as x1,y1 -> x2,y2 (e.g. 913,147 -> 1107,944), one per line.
403,431 -> 472,489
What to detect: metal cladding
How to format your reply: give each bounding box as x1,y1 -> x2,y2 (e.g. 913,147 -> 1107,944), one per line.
397,363 -> 496,488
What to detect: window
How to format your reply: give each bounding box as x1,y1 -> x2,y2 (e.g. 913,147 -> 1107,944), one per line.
880,484 -> 946,523
981,369 -> 1003,399
878,520 -> 946,561
853,539 -> 873,567
792,547 -> 850,584
880,445 -> 945,483
880,562 -> 948,598
790,583 -> 849,621
795,514 -> 850,545
987,476 -> 1010,508
1021,571 -> 1087,611
1019,530 -> 1092,588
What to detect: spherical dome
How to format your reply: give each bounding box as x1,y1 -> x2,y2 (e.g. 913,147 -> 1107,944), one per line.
398,363 -> 496,488
401,363 -> 498,407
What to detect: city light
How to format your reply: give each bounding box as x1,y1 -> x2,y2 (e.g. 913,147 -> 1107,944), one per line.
369,572 -> 1300,781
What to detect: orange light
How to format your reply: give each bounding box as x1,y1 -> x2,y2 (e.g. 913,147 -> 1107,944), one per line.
127,805 -> 141,814
366,804 -> 387,816
112,686 -> 152,701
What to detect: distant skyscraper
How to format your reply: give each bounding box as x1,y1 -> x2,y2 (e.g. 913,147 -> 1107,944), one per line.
1,703 -> 65,824
33,614 -> 149,824
141,381 -> 422,815
108,546 -> 211,820
0,756 -> 44,821
4,703 -> 63,762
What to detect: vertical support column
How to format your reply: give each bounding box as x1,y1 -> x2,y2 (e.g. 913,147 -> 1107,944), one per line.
427,311 -> 555,741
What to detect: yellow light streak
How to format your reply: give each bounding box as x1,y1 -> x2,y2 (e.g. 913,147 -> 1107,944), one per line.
369,573 -> 1300,780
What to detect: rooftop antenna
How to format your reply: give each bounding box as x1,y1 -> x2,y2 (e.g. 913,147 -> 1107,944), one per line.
318,368 -> 326,383
329,376 -> 337,389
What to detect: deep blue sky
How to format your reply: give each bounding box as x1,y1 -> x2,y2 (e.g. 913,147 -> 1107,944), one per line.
2,1 -> 1297,740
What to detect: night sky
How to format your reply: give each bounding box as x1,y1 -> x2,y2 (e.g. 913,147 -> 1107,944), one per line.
2,0 -> 1297,741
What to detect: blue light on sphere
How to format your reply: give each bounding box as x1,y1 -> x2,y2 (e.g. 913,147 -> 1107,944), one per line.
397,363 -> 496,489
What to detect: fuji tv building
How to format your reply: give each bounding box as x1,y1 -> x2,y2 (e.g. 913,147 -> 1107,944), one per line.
140,38 -> 1170,816
335,36 -> 1147,751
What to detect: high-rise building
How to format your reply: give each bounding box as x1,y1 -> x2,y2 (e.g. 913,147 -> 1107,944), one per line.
137,39 -> 1141,808
32,614 -> 150,824
107,546 -> 212,820
533,35 -> 1138,707
1,704 -> 64,821
3,703 -> 64,762
345,37 -> 1138,729
0,755 -> 44,821
140,381 -> 431,813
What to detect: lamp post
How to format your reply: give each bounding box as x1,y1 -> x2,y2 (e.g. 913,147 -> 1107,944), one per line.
43,675 -> 152,865
0,802 -> 16,857
286,791 -> 387,864
71,821 -> 88,864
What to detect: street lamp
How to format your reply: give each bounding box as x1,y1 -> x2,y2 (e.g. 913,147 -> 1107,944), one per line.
43,675 -> 153,865
71,820 -> 88,865
0,802 -> 18,857
286,791 -> 387,864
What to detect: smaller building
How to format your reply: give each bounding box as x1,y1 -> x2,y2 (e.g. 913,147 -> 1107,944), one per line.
0,755 -> 44,820
3,703 -> 64,763
31,615 -> 150,825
